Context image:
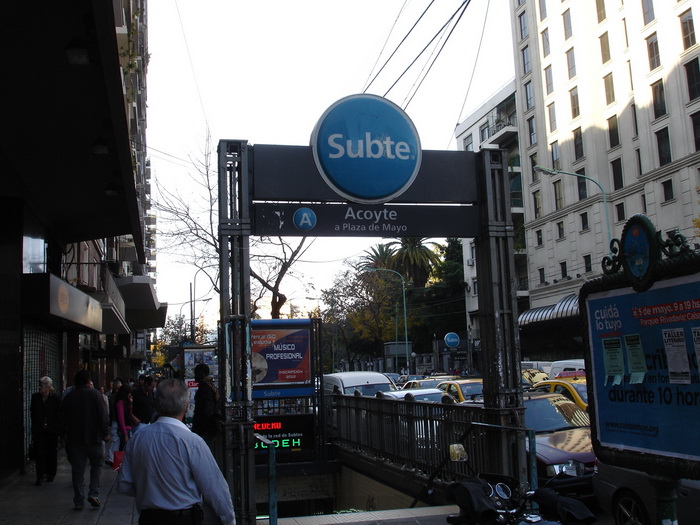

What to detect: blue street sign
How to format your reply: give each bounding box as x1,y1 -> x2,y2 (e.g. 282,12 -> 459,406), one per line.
444,332 -> 460,347
311,94 -> 422,204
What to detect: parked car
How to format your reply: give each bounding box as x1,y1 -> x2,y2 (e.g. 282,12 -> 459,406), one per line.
378,387 -> 455,403
548,359 -> 585,380
383,372 -> 401,385
323,371 -> 397,396
397,374 -> 423,386
522,392 -> 595,502
594,460 -> 700,525
522,368 -> 549,386
403,376 -> 460,390
436,379 -> 484,402
529,379 -> 588,410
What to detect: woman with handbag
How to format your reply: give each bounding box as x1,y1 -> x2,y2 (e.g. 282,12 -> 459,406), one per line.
30,376 -> 61,486
114,384 -> 134,451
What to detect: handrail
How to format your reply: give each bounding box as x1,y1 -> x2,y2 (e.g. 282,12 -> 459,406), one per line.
254,433 -> 277,525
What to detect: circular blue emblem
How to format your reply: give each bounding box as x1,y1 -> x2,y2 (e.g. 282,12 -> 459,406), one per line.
444,332 -> 460,348
311,94 -> 422,204
293,207 -> 317,232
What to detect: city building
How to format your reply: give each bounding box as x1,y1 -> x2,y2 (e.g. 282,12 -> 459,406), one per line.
457,0 -> 700,358
0,0 -> 165,478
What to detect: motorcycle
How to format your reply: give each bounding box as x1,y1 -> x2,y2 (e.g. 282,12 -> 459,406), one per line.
445,472 -> 597,525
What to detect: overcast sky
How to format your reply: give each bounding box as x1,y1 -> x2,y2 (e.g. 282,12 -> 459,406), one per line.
146,0 -> 514,322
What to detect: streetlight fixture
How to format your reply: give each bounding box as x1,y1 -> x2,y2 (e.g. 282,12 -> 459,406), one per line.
363,267 -> 409,373
534,165 -> 613,254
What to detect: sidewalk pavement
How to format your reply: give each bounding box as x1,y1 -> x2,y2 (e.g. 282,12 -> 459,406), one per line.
0,448 -> 137,525
1,449 -> 460,525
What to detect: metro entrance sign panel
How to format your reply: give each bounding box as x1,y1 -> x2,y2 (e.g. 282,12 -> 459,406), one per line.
311,94 -> 421,204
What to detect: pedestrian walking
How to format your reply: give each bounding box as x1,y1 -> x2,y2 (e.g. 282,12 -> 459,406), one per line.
131,375 -> 156,433
113,384 -> 134,450
30,376 -> 61,486
60,369 -> 110,510
117,378 -> 235,525
192,363 -> 221,451
106,377 -> 123,465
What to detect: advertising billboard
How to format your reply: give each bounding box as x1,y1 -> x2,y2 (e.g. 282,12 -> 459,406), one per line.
251,326 -> 311,385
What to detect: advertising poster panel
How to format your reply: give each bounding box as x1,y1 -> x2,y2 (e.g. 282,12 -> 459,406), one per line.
253,414 -> 315,462
251,326 -> 312,397
585,273 -> 700,462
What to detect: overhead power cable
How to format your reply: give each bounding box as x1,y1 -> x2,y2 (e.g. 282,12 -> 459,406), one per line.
382,0 -> 470,98
362,0 -> 410,93
403,0 -> 471,110
363,0 -> 437,94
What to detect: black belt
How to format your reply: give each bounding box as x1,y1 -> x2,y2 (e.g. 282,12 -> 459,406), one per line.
139,504 -> 203,525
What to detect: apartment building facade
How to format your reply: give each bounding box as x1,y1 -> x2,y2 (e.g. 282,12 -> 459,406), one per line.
457,0 -> 700,358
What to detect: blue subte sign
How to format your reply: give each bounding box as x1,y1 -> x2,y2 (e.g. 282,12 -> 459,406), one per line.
311,94 -> 422,204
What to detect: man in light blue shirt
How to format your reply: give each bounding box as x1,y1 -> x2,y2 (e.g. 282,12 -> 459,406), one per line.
117,378 -> 235,525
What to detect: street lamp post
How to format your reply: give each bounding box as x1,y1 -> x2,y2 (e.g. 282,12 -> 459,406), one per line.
364,267 -> 409,373
534,165 -> 613,255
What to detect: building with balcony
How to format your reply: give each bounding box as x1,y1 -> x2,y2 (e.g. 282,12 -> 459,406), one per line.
0,0 -> 165,478
457,0 -> 700,359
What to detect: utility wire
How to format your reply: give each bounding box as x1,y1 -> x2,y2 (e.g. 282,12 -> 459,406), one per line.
362,0 -> 410,93
382,0 -> 470,98
449,0 -> 491,148
363,0 -> 437,94
174,0 -> 209,130
403,0 -> 471,110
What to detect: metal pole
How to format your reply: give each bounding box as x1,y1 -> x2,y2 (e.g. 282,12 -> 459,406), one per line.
534,165 -> 613,254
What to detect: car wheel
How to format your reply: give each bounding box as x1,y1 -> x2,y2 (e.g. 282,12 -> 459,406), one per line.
613,490 -> 650,525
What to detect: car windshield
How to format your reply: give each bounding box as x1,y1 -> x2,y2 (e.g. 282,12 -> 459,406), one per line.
571,382 -> 588,403
344,383 -> 393,396
524,396 -> 590,431
459,383 -> 484,397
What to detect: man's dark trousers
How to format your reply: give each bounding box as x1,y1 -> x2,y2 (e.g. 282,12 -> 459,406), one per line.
66,442 -> 103,507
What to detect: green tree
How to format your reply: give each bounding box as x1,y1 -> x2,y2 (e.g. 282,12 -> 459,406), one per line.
388,237 -> 441,287
359,243 -> 396,269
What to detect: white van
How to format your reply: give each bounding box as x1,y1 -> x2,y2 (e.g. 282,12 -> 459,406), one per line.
323,371 -> 397,396
548,359 -> 585,379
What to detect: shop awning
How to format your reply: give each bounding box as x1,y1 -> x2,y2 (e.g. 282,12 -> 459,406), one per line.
518,293 -> 579,327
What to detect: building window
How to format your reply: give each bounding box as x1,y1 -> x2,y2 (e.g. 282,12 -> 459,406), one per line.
642,0 -> 655,26
615,202 -> 626,222
608,115 -> 620,148
580,212 -> 589,231
656,127 -> 671,166
551,141 -> 560,170
576,168 -> 588,199
563,9 -> 572,40
472,278 -> 478,296
560,261 -> 568,278
685,58 -> 700,101
548,103 -> 557,132
566,48 -> 576,79
641,193 -> 648,213
464,134 -> 473,152
541,28 -> 550,57
573,128 -> 584,160
584,254 -> 592,273
623,18 -> 629,48
545,66 -> 554,94
538,0 -> 547,20
651,80 -> 666,119
480,123 -> 489,142
662,179 -> 674,202
525,81 -> 534,110
681,10 -> 696,50
554,180 -> 564,210
533,190 -> 542,219
631,103 -> 639,136
519,11 -> 529,40
528,117 -> 537,145
596,0 -> 606,23
570,87 -> 580,118
604,73 -> 615,104
600,32 -> 611,64
628,60 -> 634,91
612,158 -> 624,190
646,33 -> 660,70
635,149 -> 643,176
522,46 -> 532,74
557,221 -> 565,240
536,229 -> 543,246
692,111 -> 700,151
538,267 -> 545,284
530,153 -> 539,182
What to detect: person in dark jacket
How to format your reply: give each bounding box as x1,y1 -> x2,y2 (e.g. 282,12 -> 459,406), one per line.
131,375 -> 156,432
61,369 -> 109,510
192,364 -> 220,451
30,376 -> 61,485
